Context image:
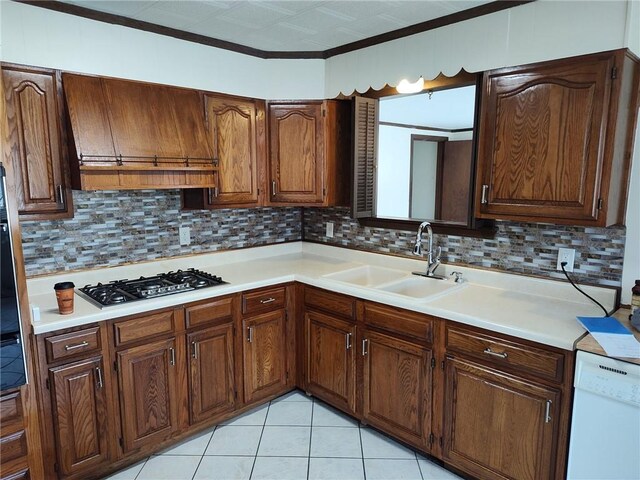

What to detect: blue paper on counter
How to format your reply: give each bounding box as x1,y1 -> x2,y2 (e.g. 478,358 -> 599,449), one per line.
576,316 -> 640,358
577,316 -> 633,334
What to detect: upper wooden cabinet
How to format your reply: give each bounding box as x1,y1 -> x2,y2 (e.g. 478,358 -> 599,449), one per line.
267,101 -> 351,206
2,64 -> 73,219
182,95 -> 265,209
476,49 -> 640,226
62,73 -> 217,190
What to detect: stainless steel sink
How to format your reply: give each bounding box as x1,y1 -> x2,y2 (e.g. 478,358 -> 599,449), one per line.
323,265 -> 409,287
377,276 -> 463,300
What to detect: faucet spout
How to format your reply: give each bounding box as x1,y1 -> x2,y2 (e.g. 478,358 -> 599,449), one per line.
412,222 -> 443,278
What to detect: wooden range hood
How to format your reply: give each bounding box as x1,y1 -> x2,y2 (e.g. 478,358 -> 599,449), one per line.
63,73 -> 218,190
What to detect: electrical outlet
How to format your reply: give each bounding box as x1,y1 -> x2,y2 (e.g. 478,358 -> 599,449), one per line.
326,222 -> 334,238
179,226 -> 191,246
556,247 -> 575,272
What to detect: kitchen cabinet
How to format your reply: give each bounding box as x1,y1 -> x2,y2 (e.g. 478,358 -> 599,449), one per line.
0,390 -> 29,480
182,95 -> 265,209
2,64 -> 73,219
49,357 -> 109,476
476,49 -> 640,226
267,101 -> 351,206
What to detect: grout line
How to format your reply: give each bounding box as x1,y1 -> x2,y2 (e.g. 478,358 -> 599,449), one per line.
132,456 -> 150,480
249,400 -> 271,479
416,450 -> 426,480
189,426 -> 218,479
307,398 -> 315,480
359,423 -> 367,480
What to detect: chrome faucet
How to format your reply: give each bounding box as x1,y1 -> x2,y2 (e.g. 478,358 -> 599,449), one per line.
412,221 -> 444,279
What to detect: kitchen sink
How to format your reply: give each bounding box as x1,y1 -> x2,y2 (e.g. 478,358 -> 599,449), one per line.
377,275 -> 463,300
323,265 -> 409,287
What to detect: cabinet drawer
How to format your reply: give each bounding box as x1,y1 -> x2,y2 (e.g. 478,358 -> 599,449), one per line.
364,302 -> 433,343
45,326 -> 101,363
0,430 -> 27,464
446,326 -> 564,382
242,287 -> 286,315
114,310 -> 176,347
0,391 -> 23,432
304,287 -> 354,319
186,296 -> 234,329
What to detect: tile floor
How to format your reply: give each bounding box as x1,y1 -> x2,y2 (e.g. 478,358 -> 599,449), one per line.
103,390 -> 463,480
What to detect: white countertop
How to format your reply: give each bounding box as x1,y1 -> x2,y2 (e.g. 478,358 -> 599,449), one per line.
27,242 -> 617,350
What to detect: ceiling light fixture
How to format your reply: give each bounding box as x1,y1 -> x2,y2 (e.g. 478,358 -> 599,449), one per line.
396,76 -> 424,94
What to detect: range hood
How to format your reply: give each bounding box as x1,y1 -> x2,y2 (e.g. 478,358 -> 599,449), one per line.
63,73 -> 218,190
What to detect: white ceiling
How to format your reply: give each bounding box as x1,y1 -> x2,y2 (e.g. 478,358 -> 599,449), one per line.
58,0 -> 493,52
379,85 -> 476,130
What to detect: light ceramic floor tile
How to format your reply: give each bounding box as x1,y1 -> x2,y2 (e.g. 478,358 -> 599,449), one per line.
271,390 -> 312,403
418,458 -> 463,479
158,428 -> 214,455
222,404 -> 269,426
364,459 -> 423,480
310,426 -> 362,458
312,403 -> 358,427
206,426 -> 263,456
266,400 -> 313,426
250,456 -> 308,480
101,459 -> 147,480
308,457 -> 365,480
193,455 -> 254,480
361,428 -> 416,459
136,455 -> 202,480
257,426 -> 311,457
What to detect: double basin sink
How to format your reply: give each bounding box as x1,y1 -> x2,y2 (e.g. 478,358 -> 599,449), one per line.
322,265 -> 466,301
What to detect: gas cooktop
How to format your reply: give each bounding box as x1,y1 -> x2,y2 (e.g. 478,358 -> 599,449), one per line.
78,268 -> 227,308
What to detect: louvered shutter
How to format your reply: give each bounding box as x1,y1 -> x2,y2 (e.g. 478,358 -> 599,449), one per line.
352,96 -> 378,218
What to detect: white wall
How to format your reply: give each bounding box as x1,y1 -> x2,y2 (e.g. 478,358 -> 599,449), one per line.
0,1 -> 325,100
410,141 -> 438,219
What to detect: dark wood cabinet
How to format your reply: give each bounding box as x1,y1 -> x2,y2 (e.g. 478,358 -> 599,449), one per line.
116,337 -> 179,453
361,328 -> 432,450
187,323 -> 236,424
2,64 -> 72,219
443,356 -> 560,480
267,101 -> 350,206
476,49 -> 639,226
49,357 -> 109,476
242,309 -> 287,404
305,310 -> 356,414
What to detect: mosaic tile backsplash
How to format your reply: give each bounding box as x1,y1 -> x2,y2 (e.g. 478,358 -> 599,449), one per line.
303,207 -> 626,288
21,190 -> 301,277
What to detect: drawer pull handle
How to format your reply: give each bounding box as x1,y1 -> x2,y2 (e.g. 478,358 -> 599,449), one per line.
260,297 -> 276,304
345,333 -> 352,350
272,180 -> 277,197
191,341 -> 198,359
65,341 -> 89,351
481,184 -> 489,204
169,347 -> 176,366
95,366 -> 103,389
545,399 -> 552,423
247,326 -> 254,343
483,347 -> 508,359
57,184 -> 65,206
362,338 -> 369,356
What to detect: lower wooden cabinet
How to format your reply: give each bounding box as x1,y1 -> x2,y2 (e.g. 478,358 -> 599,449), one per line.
361,329 -> 432,449
49,357 -> 109,476
116,337 -> 179,453
305,310 -> 356,414
243,310 -> 287,404
443,356 -> 560,480
188,323 -> 236,424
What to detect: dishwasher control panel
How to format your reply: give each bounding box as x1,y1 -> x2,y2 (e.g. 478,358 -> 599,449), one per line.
574,351 -> 640,407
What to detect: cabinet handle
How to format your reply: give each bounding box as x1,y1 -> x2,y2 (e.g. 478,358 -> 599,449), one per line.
545,400 -> 552,423
362,338 -> 369,356
260,297 -> 276,304
57,185 -> 65,207
345,333 -> 352,350
191,341 -> 198,359
271,180 -> 277,197
247,327 -> 253,343
64,341 -> 89,351
169,347 -> 176,366
483,347 -> 508,359
481,184 -> 489,204
208,188 -> 214,204
95,366 -> 103,389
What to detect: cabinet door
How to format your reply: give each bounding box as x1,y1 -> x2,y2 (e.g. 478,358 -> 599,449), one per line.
361,329 -> 432,449
305,311 -> 356,413
268,103 -> 324,204
205,95 -> 259,206
243,310 -> 287,404
117,338 -> 178,453
443,356 -> 560,480
2,66 -> 71,217
49,357 -> 109,476
476,54 -> 614,223
188,323 -> 236,424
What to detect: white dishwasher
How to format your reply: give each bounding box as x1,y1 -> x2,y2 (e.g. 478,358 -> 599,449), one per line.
567,350 -> 640,479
